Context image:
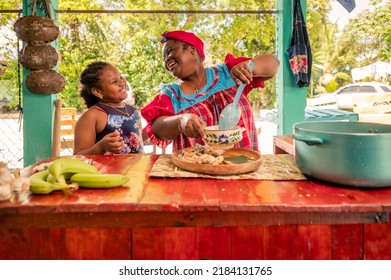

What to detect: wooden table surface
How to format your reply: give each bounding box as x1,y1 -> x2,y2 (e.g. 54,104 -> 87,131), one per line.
1,154 -> 390,229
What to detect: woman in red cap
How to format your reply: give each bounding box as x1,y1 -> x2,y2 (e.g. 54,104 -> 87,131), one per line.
141,30 -> 279,152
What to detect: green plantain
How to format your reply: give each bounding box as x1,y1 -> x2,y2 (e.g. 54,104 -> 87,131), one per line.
70,173 -> 130,188
30,169 -> 77,194
48,157 -> 100,181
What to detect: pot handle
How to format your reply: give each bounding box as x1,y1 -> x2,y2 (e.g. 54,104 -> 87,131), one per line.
292,133 -> 324,146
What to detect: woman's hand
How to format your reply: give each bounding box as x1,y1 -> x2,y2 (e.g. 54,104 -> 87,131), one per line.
151,113 -> 206,141
230,61 -> 253,85
179,113 -> 206,139
100,130 -> 124,154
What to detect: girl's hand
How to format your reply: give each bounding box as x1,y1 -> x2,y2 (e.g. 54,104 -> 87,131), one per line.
100,130 -> 124,154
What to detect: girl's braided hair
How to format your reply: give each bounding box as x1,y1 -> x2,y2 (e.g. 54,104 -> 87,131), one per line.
79,61 -> 110,108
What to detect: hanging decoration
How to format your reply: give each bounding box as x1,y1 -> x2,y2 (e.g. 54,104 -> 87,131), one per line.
286,0 -> 312,88
13,0 -> 65,95
18,44 -> 58,71
13,15 -> 59,45
26,69 -> 66,95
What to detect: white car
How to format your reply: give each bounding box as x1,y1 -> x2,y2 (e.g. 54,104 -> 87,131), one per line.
259,109 -> 277,123
334,82 -> 391,110
306,93 -> 337,109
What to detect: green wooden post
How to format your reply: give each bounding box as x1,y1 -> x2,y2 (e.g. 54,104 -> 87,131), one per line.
276,0 -> 307,135
22,0 -> 59,166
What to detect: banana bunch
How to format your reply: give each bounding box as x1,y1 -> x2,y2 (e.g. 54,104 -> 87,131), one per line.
29,157 -> 130,195
30,169 -> 78,195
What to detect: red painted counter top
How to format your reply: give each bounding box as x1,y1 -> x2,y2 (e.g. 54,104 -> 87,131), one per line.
1,154 -> 390,229
2,154 -> 391,260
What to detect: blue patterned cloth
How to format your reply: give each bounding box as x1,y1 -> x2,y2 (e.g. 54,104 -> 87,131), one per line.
95,103 -> 144,154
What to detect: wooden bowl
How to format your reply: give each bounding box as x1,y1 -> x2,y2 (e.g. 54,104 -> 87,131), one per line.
171,147 -> 262,175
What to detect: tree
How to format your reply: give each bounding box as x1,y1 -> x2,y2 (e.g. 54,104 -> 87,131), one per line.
332,0 -> 391,71
0,0 -> 22,111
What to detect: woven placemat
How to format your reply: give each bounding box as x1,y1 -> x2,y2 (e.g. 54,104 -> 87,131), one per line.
149,154 -> 307,180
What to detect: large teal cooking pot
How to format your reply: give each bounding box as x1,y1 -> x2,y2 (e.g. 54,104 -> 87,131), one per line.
293,121 -> 391,187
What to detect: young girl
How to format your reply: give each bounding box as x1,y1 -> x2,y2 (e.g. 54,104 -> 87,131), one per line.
74,61 -> 144,155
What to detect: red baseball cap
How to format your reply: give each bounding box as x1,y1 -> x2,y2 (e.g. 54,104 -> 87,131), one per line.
161,30 -> 205,61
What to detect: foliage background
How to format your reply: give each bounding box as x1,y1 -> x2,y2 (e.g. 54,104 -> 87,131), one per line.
56,0 -> 278,111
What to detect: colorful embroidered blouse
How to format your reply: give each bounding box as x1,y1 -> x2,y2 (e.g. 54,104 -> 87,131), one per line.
93,103 -> 144,154
141,54 -> 264,152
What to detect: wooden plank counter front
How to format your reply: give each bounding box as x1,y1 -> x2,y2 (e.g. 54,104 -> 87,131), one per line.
1,154 -> 391,260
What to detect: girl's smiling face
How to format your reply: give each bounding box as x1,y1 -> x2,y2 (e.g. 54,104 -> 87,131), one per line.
94,65 -> 127,103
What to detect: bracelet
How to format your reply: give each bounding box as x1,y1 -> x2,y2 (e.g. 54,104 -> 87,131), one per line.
178,114 -> 185,133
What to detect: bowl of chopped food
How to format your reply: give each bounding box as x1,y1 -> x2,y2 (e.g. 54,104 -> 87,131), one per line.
171,144 -> 261,175
203,125 -> 243,149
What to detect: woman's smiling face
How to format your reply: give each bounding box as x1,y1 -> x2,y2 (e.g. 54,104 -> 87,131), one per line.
162,39 -> 197,79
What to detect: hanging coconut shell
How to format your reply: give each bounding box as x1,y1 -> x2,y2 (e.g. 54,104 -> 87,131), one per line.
26,69 -> 65,95
19,44 -> 58,71
14,15 -> 60,45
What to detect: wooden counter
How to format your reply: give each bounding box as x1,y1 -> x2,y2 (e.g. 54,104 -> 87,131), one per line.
273,135 -> 294,155
1,154 -> 391,260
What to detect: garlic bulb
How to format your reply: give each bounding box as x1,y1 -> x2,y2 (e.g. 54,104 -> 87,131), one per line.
0,185 -> 12,201
12,177 -> 30,194
0,162 -> 31,202
0,162 -> 12,186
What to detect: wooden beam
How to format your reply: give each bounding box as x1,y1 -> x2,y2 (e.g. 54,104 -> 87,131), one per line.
0,211 -> 388,229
